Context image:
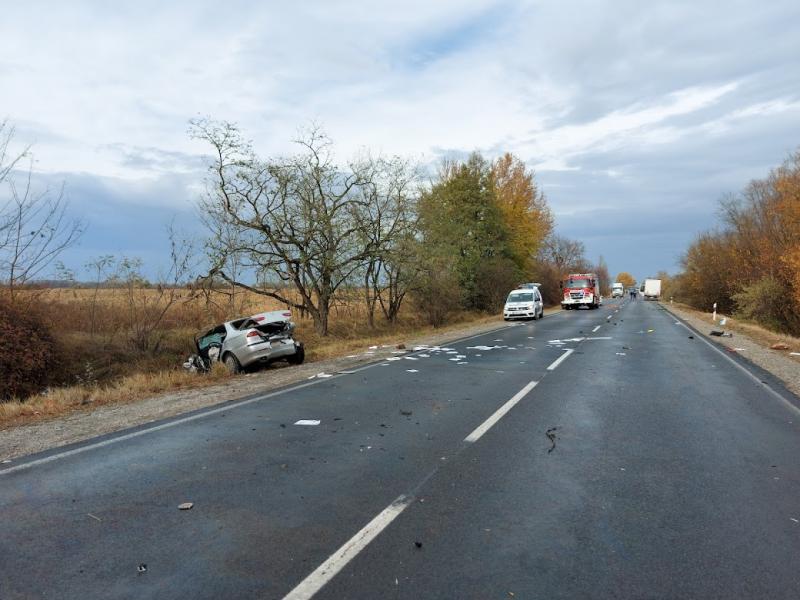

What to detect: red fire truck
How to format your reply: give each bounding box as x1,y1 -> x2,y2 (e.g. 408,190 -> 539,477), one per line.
560,273 -> 601,310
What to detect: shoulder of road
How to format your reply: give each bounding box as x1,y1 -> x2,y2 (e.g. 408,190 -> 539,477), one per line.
0,307 -> 563,461
663,302 -> 800,398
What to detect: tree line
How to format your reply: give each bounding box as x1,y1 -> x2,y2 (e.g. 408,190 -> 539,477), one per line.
1,116 -> 604,338
191,118 -> 599,335
672,150 -> 800,335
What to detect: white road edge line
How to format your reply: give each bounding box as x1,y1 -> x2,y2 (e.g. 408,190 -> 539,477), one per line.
547,349 -> 574,371
283,495 -> 412,600
672,318 -> 800,417
592,325 -> 601,333
464,381 -> 538,443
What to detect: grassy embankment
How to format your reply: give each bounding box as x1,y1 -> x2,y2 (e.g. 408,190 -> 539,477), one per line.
0,287 -> 503,424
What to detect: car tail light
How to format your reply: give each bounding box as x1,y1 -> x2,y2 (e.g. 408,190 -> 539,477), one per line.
246,330 -> 261,338
254,316 -> 265,321
282,311 -> 291,317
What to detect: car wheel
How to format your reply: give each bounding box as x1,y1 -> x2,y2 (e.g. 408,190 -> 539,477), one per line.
223,353 -> 241,374
288,345 -> 305,365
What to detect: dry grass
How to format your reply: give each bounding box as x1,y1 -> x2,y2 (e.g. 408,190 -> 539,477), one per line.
0,363 -> 232,423
2,286 -> 508,425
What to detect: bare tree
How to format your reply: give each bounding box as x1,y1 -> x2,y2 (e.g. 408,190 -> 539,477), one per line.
0,122 -> 84,298
85,255 -> 116,337
356,156 -> 420,326
191,118 -> 379,335
539,234 -> 590,274
118,224 -> 196,352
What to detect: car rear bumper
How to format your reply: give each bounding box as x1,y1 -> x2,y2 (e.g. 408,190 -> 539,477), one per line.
235,339 -> 299,367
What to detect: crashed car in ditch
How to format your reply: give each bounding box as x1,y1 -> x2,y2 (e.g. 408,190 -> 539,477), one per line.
184,310 -> 304,374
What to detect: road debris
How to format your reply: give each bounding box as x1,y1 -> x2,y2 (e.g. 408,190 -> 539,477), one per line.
545,427 -> 558,453
295,420 -> 321,426
414,541 -> 423,549
770,342 -> 790,350
400,409 -> 413,416
137,563 -> 147,574
406,369 -> 419,373
87,513 -> 102,522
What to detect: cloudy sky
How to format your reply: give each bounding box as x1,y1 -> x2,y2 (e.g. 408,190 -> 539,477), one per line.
1,0 -> 799,281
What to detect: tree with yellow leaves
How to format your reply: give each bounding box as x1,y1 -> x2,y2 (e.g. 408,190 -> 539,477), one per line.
615,272 -> 636,288
491,153 -> 553,273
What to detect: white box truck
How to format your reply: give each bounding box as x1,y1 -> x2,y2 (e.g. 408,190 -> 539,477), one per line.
611,282 -> 624,298
643,279 -> 661,300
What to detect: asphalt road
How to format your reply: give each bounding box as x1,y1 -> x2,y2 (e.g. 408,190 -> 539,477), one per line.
2,299 -> 799,599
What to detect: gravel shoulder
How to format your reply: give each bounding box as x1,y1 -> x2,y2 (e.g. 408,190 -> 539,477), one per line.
664,302 -> 800,398
0,313 -> 556,461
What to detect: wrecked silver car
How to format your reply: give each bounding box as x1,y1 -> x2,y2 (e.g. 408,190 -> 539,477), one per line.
184,310 -> 304,374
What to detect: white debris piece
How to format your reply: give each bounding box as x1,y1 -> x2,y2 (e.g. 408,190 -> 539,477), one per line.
449,358 -> 460,362
387,357 -> 402,362
295,419 -> 321,426
406,369 -> 419,373
404,356 -> 419,361
369,346 -> 378,350
466,345 -> 496,351
615,352 -> 626,356
314,372 -> 333,378
418,353 -> 430,358
413,346 -> 429,351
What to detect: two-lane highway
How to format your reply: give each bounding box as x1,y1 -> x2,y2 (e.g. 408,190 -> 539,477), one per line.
2,299 -> 799,599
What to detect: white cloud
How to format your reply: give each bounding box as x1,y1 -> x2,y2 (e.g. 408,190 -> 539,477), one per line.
1,0 -> 799,277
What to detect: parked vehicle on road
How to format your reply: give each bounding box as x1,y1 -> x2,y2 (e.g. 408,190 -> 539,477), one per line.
612,282 -> 624,298
503,286 -> 544,320
643,279 -> 662,300
560,273 -> 601,309
184,310 -> 304,374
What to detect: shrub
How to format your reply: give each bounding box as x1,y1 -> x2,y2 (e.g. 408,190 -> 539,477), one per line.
0,297 -> 66,400
732,276 -> 797,333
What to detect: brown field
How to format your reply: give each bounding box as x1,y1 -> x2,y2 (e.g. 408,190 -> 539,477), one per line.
1,286 -> 497,424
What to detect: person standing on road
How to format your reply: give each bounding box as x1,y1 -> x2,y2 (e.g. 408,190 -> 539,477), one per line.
630,288 -> 636,301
